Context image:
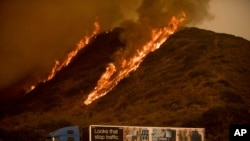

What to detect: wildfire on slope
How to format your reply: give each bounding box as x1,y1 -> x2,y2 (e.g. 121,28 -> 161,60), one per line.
26,22 -> 100,93
46,22 -> 100,81
84,14 -> 186,105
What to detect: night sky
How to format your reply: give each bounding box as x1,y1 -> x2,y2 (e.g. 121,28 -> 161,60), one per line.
0,0 -> 249,95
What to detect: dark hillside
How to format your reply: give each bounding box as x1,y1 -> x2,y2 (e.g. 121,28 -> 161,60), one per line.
87,27 -> 250,140
0,27 -> 250,141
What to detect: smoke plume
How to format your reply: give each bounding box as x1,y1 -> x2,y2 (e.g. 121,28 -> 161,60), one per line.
115,0 -> 212,70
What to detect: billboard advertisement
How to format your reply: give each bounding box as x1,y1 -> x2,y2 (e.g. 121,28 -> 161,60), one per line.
90,125 -> 205,141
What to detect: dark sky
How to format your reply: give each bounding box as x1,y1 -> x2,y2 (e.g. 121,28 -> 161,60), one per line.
0,0 -> 249,91
0,0 -> 137,89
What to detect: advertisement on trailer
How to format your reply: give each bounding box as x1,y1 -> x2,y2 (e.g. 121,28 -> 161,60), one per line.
90,125 -> 205,141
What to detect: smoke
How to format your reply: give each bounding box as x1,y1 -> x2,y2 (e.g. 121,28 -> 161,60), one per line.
0,0 -> 212,95
137,0 -> 213,26
115,0 -> 212,68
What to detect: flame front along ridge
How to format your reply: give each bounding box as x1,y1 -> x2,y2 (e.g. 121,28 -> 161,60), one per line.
26,22 -> 100,93
84,15 -> 185,105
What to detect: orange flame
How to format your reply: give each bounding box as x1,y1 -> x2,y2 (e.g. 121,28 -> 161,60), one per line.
84,15 -> 186,105
45,22 -> 100,82
26,22 -> 100,93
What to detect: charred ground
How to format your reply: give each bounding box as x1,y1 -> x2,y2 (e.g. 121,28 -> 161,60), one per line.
0,27 -> 250,141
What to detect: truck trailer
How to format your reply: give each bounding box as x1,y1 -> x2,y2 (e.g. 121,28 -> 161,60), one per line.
46,125 -> 205,141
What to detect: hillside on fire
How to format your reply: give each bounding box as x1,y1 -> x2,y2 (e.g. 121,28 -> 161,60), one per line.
1,27 -> 250,141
